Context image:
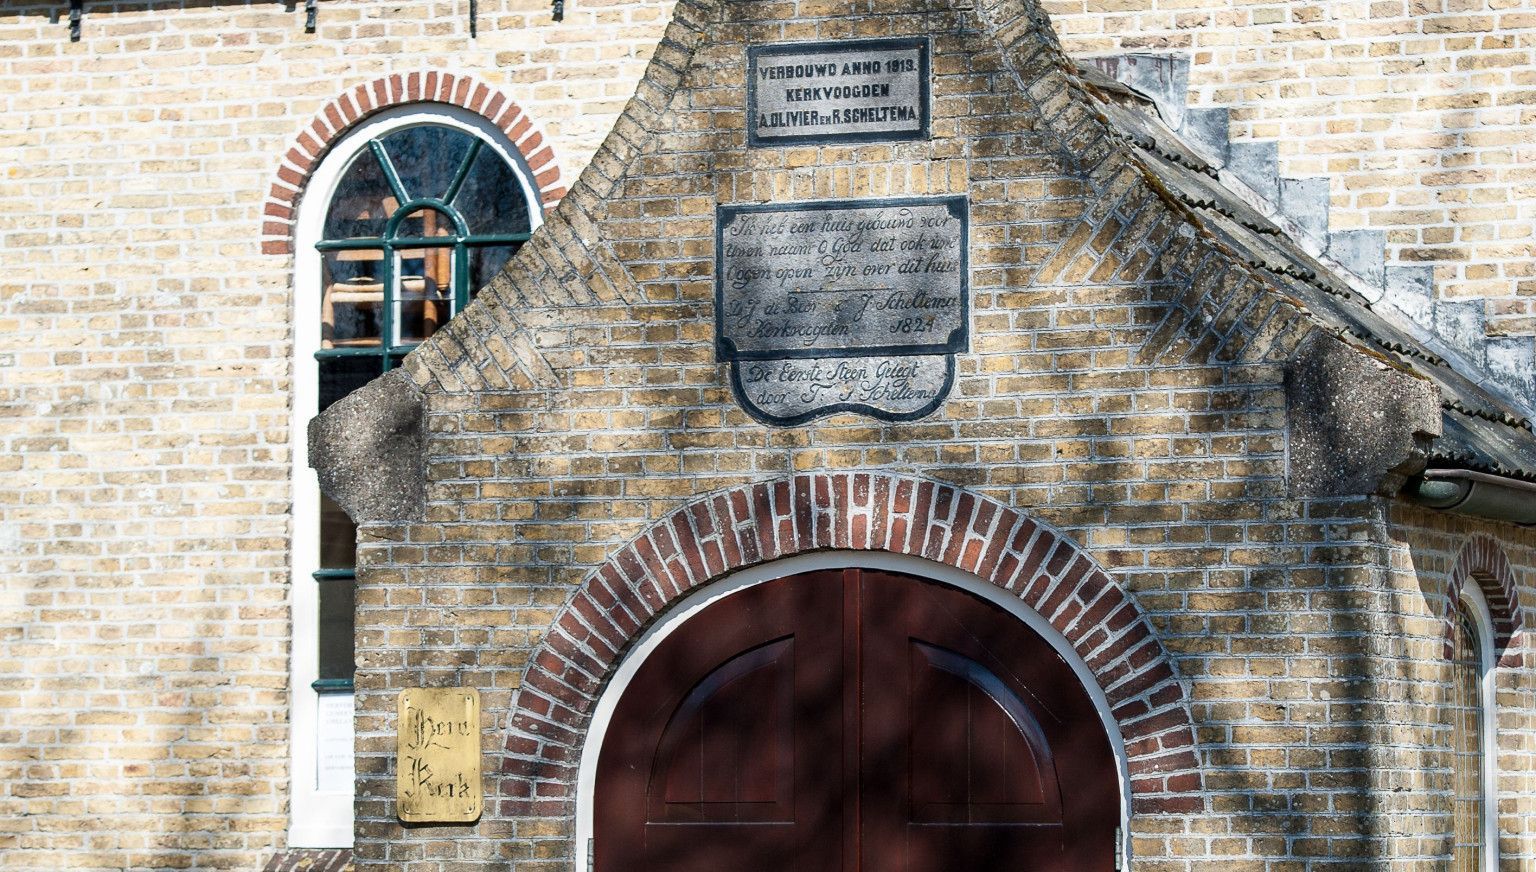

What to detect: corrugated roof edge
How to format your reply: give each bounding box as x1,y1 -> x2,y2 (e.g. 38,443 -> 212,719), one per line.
1066,59 -> 1536,490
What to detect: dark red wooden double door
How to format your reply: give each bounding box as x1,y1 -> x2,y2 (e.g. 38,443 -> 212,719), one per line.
593,569 -> 1119,872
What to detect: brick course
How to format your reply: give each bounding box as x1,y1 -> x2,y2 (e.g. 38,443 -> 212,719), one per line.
0,1 -> 672,869
333,0 -> 1536,868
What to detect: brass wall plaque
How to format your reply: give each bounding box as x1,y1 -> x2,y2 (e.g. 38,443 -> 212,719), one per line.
396,687 -> 481,823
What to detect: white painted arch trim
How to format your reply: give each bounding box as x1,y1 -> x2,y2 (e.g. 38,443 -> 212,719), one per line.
288,102 -> 546,848
573,550 -> 1133,872
1458,580 -> 1499,872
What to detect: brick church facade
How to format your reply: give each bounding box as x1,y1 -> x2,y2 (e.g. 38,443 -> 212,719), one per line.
3,0 -> 1535,870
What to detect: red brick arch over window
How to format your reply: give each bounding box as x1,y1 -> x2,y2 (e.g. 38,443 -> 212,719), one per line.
1443,534 -> 1525,667
259,72 -> 565,256
497,472 -> 1205,821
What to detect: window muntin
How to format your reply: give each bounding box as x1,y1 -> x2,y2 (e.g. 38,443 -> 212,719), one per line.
380,125 -> 476,204
312,125 -> 533,701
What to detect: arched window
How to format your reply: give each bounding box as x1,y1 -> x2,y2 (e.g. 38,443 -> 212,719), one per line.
317,123 -> 532,377
1450,584 -> 1497,872
289,104 -> 542,847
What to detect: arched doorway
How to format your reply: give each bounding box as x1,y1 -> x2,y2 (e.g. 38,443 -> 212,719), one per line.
592,567 -> 1121,872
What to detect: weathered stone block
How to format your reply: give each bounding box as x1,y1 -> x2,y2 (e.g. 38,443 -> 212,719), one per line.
1284,333 -> 1441,497
310,369 -> 427,524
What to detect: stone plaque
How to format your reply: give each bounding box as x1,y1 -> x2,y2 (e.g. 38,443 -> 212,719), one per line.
748,38 -> 929,146
716,195 -> 968,424
396,687 -> 481,823
730,354 -> 956,425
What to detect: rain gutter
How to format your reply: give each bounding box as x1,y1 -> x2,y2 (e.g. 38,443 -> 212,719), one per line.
1406,468 -> 1536,526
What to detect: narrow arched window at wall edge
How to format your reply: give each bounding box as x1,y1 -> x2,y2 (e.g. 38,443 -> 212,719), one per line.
1450,581 -> 1498,872
286,102 -> 542,848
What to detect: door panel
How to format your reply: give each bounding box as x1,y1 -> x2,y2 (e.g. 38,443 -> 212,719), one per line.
652,637 -> 796,821
595,572 -> 844,872
907,640 -> 1061,823
858,570 -> 1116,872
593,567 -> 1119,872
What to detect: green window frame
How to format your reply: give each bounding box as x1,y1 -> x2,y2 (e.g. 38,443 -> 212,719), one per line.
317,129 -> 534,373
312,123 -> 535,694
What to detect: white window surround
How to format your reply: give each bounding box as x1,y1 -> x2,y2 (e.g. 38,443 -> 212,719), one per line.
573,549 -> 1134,872
1459,581 -> 1499,871
288,103 -> 544,848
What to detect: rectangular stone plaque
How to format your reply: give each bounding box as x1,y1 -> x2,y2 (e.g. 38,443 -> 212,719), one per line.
748,38 -> 929,146
715,195 -> 968,362
396,687 -> 481,823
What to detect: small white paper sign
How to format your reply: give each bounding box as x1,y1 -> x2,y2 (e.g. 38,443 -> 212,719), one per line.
317,693 -> 355,793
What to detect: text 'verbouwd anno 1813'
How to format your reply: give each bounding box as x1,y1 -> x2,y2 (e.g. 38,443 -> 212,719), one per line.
748,38 -> 930,146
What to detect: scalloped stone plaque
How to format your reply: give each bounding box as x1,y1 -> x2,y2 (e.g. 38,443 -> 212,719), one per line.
715,195 -> 968,425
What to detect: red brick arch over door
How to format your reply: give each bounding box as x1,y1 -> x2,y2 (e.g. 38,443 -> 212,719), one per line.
497,472 -> 1205,822
259,71 -> 565,256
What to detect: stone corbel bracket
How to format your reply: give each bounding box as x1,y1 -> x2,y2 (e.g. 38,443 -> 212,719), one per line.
309,369 -> 426,523
1285,332 -> 1442,498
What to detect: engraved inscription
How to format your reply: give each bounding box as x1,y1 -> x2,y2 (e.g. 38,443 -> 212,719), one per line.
716,196 -> 967,361
734,355 -> 953,423
715,195 -> 968,425
749,39 -> 928,146
397,687 -> 481,823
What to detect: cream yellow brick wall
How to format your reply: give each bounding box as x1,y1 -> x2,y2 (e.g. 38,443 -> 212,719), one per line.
1387,506 -> 1536,864
1049,0 -> 1536,337
0,1 -> 672,869
2,0 -> 1533,869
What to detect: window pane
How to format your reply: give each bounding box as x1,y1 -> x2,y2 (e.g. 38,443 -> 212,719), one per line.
452,145 -> 531,235
318,493 -> 358,569
469,244 -> 519,299
322,249 -> 385,348
318,355 -> 379,412
323,148 -> 393,240
1451,601 -> 1485,872
380,125 -> 474,203
390,205 -> 456,241
317,577 -> 356,682
393,245 -> 452,346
